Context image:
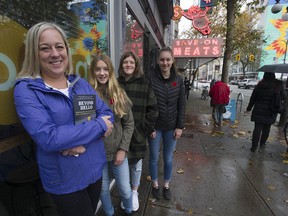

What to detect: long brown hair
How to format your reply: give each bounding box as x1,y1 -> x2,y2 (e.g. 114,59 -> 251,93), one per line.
118,51 -> 143,79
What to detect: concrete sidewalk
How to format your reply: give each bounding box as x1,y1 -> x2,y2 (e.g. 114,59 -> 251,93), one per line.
96,89 -> 288,216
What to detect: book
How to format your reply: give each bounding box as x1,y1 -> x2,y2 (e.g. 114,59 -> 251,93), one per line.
73,95 -> 96,125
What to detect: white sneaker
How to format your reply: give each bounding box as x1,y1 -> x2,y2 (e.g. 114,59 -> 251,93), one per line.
120,201 -> 124,210
132,191 -> 139,211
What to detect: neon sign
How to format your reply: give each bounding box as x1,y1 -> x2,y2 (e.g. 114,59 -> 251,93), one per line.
172,38 -> 223,57
172,5 -> 212,35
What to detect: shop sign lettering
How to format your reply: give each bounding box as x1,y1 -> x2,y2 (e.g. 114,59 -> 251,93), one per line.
172,38 -> 223,57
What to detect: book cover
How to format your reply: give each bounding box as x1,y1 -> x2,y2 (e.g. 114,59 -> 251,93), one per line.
73,95 -> 96,125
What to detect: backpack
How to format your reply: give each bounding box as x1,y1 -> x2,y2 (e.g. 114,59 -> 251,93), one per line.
271,87 -> 284,114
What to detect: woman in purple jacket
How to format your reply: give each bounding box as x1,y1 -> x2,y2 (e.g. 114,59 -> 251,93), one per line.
14,22 -> 114,216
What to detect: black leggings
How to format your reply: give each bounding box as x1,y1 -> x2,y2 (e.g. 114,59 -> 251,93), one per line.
50,178 -> 102,216
252,122 -> 271,148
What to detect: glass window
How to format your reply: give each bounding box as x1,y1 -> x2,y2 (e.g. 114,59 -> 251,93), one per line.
125,9 -> 144,63
0,0 -> 108,136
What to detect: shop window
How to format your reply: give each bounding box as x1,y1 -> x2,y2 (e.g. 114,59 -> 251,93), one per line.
125,9 -> 144,63
0,0 -> 108,135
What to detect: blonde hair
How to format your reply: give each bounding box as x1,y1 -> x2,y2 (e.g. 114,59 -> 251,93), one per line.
89,54 -> 132,117
18,22 -> 73,78
118,51 -> 143,79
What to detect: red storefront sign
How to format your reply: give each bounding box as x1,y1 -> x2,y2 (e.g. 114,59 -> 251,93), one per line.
172,38 -> 223,57
125,42 -> 143,57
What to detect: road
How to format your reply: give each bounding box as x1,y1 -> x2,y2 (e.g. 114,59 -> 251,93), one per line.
229,84 -> 253,110
196,82 -> 253,111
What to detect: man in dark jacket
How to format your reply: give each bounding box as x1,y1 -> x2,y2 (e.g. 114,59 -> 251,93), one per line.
184,77 -> 191,100
209,80 -> 230,127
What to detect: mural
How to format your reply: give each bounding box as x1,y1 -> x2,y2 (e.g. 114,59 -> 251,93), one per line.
263,2 -> 288,66
69,0 -> 108,62
0,0 -> 108,127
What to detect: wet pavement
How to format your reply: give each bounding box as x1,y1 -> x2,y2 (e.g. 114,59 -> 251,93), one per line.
1,88 -> 287,216
96,88 -> 288,216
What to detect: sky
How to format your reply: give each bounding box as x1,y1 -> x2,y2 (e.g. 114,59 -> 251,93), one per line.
178,0 -> 199,35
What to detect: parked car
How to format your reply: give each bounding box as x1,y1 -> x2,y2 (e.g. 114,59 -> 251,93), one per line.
230,80 -> 239,85
238,79 -> 258,89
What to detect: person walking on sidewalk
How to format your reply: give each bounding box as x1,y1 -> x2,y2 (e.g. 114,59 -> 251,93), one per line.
89,54 -> 134,216
184,77 -> 191,100
246,72 -> 286,152
148,47 -> 186,200
118,51 -> 158,211
14,22 -> 114,216
209,80 -> 230,127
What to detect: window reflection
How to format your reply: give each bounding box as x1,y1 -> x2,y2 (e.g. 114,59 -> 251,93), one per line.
0,0 -> 108,137
125,9 -> 143,62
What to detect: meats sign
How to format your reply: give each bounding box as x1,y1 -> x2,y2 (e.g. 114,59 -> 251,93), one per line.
172,38 -> 223,58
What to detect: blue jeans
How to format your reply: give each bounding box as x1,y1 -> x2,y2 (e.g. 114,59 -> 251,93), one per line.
148,130 -> 177,182
130,159 -> 142,188
100,158 -> 132,215
212,104 -> 225,125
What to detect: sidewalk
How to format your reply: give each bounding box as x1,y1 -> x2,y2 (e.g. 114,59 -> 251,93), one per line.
96,89 -> 288,216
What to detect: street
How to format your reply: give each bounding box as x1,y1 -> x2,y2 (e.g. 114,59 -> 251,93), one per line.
96,88 -> 288,216
196,82 -> 253,110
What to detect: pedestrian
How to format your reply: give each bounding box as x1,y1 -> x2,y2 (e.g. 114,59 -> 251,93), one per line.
118,51 -> 158,211
210,78 -> 216,88
13,22 -> 114,216
89,54 -> 134,216
277,80 -> 288,126
209,80 -> 230,127
246,72 -> 286,152
148,47 -> 186,200
184,77 -> 191,100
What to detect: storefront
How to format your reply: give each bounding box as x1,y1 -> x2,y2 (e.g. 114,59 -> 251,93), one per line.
0,0 -> 174,214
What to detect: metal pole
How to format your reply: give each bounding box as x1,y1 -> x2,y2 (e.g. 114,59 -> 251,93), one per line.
280,41 -> 288,80
284,40 -> 288,64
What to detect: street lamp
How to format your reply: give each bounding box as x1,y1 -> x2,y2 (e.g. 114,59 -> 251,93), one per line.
272,0 -> 283,13
271,0 -> 288,21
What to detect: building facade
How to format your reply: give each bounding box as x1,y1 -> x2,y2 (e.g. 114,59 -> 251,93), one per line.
0,1 -> 175,214
0,0 -> 174,136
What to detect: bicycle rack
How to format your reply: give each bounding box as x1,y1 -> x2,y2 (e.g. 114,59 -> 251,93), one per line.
236,93 -> 244,112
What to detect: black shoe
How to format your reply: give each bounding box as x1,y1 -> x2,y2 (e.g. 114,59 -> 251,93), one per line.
152,186 -> 161,200
250,147 -> 256,152
260,143 -> 266,148
163,187 -> 171,200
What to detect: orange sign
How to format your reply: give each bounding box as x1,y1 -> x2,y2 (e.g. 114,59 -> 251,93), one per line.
172,5 -> 183,20
172,38 -> 223,58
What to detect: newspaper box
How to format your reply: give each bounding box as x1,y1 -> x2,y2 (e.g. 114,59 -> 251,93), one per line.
223,98 -> 236,122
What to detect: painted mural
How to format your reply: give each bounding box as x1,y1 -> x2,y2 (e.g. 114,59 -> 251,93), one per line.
263,1 -> 288,66
0,0 -> 108,127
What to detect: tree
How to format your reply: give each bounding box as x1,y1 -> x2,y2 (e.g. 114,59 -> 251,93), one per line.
180,0 -> 265,83
220,0 -> 265,83
233,11 -> 267,78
